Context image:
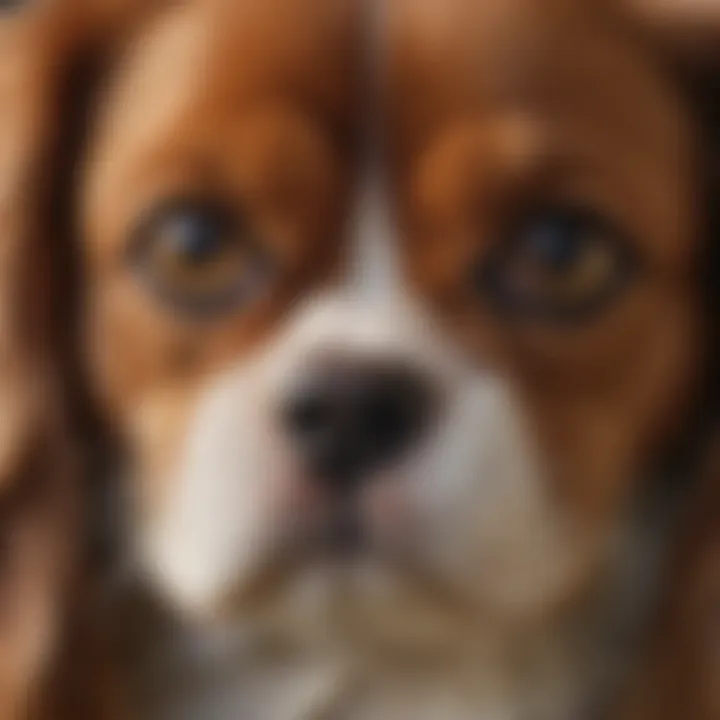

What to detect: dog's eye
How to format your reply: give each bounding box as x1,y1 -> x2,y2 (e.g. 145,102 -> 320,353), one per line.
129,200 -> 271,318
476,205 -> 636,323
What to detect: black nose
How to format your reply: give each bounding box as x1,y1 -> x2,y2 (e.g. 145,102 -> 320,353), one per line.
283,358 -> 434,491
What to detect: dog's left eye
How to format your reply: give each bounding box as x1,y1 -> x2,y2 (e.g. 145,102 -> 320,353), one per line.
129,200 -> 271,318
476,205 -> 636,323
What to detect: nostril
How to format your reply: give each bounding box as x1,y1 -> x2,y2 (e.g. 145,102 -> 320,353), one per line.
359,379 -> 426,461
282,358 -> 435,489
284,392 -> 333,438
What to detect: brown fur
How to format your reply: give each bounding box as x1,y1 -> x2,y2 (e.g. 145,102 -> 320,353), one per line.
0,2 -> 157,717
0,0 -> 717,717
386,0 -> 704,526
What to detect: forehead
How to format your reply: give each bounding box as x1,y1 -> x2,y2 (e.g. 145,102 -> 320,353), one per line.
384,0 -> 697,267
385,0 -> 690,154
91,0 -> 362,159
153,0 -> 359,97
91,0 -> 690,163
83,0 -> 363,243
86,0 -> 696,263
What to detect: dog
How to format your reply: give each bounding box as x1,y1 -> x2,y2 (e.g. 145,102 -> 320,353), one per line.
0,0 -> 718,718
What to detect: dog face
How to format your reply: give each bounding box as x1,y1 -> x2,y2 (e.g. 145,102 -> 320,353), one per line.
78,0 -> 706,653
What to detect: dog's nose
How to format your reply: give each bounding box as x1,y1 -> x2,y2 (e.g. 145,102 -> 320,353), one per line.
283,358 -> 434,491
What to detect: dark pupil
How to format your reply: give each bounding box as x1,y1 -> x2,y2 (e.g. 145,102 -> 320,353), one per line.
167,213 -> 225,265
523,212 -> 589,272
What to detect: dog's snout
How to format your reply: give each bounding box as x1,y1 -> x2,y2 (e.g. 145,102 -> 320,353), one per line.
283,358 -> 434,491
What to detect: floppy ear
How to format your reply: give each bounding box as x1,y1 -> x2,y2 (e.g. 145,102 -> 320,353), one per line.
615,444 -> 720,720
622,0 -> 720,412
0,6 -> 86,718
614,4 -> 720,718
0,2 -> 152,717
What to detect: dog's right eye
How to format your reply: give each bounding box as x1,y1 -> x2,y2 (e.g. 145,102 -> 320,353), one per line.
128,200 -> 272,318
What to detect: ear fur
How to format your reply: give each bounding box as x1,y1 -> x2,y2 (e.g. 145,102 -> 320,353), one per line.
0,2 -> 717,719
615,443 -> 720,720
612,3 -> 720,717
0,2 -> 154,718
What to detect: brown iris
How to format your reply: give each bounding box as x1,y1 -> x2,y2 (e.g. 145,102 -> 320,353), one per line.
476,204 -> 637,324
129,199 -> 271,318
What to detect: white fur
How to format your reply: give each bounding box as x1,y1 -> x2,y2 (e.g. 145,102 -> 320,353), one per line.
144,290 -> 590,621
130,16 -> 611,715
129,153 -> 606,719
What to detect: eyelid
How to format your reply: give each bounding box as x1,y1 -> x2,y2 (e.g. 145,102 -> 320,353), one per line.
476,206 -> 640,326
126,198 -> 274,320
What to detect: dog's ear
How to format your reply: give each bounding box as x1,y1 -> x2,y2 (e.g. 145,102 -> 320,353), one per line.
615,5 -> 720,717
622,0 -> 720,418
0,3 -> 151,717
0,7 -> 86,718
616,443 -> 720,720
